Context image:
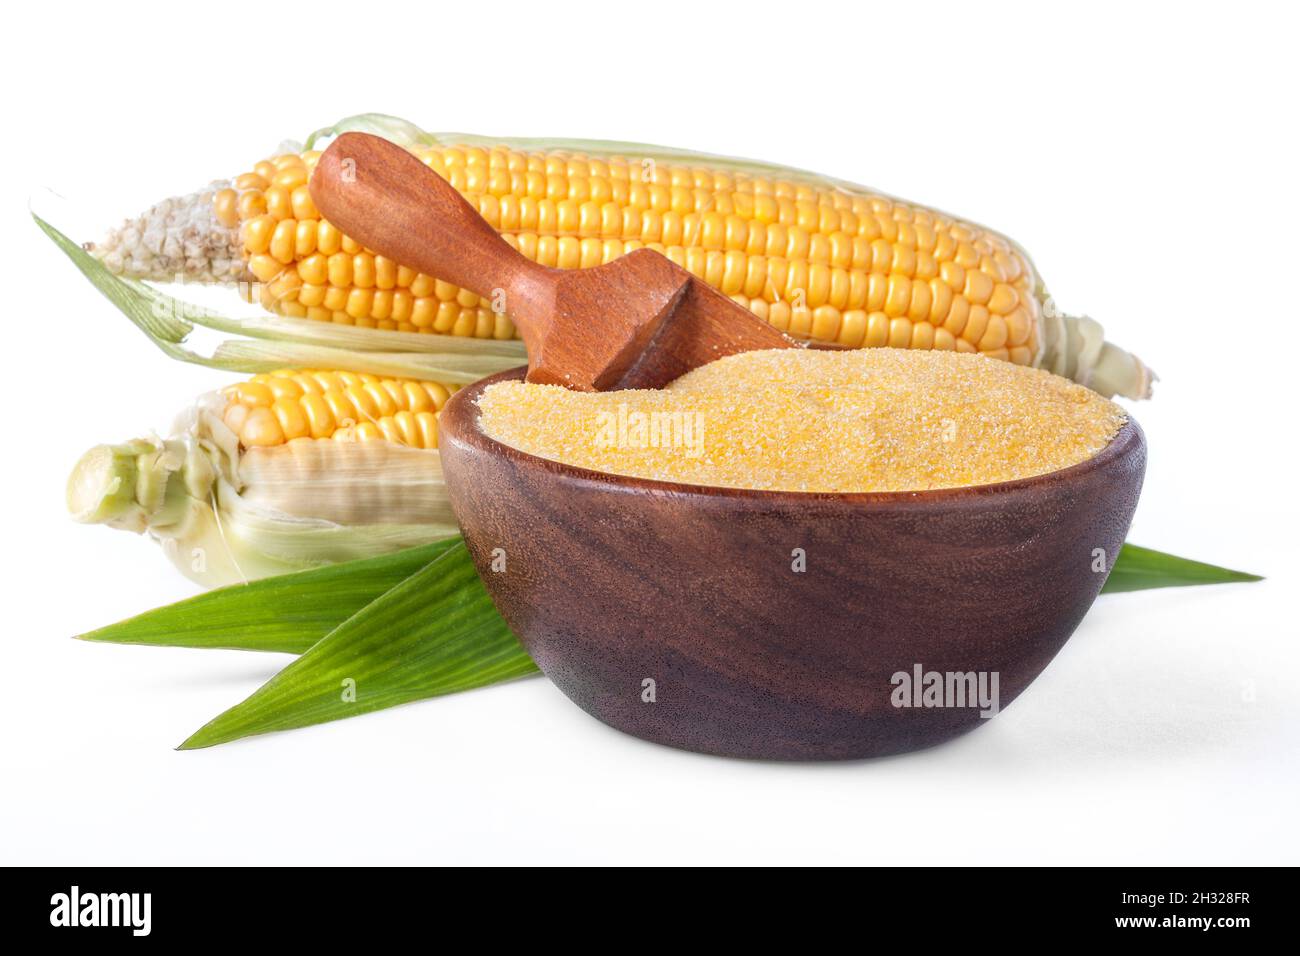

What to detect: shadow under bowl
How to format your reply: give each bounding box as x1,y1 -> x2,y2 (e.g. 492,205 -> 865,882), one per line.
439,368 -> 1146,760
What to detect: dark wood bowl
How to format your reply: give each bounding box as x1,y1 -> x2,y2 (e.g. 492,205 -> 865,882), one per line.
439,368 -> 1147,760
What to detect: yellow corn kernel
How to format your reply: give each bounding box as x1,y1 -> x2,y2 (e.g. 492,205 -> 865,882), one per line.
265,186 -> 293,220
241,406 -> 285,446
240,214 -> 276,256
269,219 -> 297,265
236,191 -> 267,221
272,397 -> 310,440
214,188 -> 239,228
291,185 -> 318,220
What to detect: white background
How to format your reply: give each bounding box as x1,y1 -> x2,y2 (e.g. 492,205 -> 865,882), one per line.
2,0 -> 1296,865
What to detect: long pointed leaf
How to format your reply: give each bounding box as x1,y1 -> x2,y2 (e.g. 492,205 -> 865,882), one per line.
1103,543 -> 1262,593
178,541 -> 537,748
79,541 -> 453,653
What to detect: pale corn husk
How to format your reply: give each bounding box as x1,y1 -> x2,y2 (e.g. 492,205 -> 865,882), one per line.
67,395 -> 459,588
36,213 -> 526,385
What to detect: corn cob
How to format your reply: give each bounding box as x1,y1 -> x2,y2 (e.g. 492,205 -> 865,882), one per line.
90,117 -> 1152,399
67,369 -> 460,587
221,368 -> 455,448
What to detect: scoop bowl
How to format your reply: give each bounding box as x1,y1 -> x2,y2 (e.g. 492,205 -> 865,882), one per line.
439,369 -> 1146,760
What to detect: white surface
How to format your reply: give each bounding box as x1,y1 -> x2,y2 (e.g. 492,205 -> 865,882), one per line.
2,0 -> 1296,866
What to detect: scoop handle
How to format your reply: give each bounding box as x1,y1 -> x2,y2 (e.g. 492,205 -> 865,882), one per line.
309,132 -> 553,343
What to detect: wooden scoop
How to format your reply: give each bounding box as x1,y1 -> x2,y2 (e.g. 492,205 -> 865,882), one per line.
309,132 -> 798,390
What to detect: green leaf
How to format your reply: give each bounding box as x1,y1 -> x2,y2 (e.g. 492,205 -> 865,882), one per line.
82,536 -> 1261,655
1103,543 -> 1262,593
79,541 -> 454,654
178,540 -> 537,749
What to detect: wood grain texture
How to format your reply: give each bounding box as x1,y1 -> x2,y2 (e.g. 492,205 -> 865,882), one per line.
309,133 -> 796,391
440,368 -> 1147,760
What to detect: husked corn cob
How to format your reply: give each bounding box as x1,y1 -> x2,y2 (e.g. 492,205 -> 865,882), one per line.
104,148 -> 1040,356
90,120 -> 1152,398
67,368 -> 461,587
221,369 -> 456,448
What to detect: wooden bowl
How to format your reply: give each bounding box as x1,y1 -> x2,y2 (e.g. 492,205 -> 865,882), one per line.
439,368 -> 1147,760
